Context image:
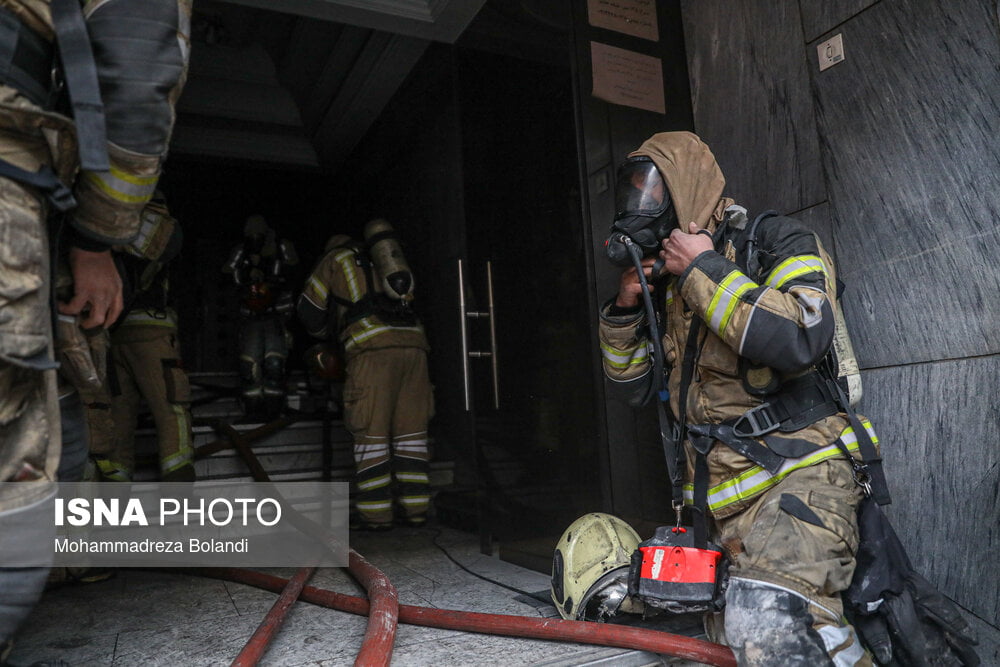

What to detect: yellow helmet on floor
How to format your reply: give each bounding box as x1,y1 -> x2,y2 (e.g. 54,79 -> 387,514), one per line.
550,512 -> 644,621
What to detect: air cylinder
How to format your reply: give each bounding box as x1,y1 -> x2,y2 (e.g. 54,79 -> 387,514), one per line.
363,218 -> 414,301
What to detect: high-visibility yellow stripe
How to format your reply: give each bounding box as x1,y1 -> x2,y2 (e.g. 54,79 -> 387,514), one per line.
395,472 -> 429,484
334,250 -> 363,301
706,271 -> 757,336
121,309 -> 177,328
600,341 -> 649,369
84,166 -> 158,204
683,421 -> 877,512
357,474 -> 391,491
96,458 -> 132,482
766,255 -> 828,289
344,318 -> 422,349
356,500 -> 392,511
161,432 -> 193,475
308,275 -> 329,301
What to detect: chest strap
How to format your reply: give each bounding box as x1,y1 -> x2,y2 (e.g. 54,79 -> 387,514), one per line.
732,371 -> 840,438
0,157 -> 75,211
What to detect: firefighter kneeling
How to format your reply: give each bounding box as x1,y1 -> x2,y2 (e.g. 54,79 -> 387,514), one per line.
560,131 -> 978,667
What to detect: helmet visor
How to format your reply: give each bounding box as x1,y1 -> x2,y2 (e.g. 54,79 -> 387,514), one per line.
615,158 -> 670,219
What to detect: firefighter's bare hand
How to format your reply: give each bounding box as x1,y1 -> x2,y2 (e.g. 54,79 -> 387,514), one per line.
660,222 -> 714,276
58,247 -> 123,329
615,256 -> 657,308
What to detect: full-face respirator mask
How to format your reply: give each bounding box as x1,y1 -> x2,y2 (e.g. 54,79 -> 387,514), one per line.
605,156 -> 678,266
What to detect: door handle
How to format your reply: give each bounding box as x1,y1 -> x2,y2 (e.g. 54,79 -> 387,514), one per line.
457,259 -> 500,411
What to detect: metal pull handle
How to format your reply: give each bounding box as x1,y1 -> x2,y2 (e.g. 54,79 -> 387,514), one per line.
457,259 -> 500,411
484,261 -> 500,410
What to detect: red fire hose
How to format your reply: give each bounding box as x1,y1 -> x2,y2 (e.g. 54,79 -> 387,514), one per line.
206,418 -> 736,666
231,566 -> 315,667
346,551 -> 398,667
210,421 -> 399,666
191,567 -> 737,667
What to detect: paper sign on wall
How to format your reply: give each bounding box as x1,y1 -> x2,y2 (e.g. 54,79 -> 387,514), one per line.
587,0 -> 659,42
591,42 -> 665,114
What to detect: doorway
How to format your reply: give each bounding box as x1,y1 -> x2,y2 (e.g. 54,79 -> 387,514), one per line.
451,47 -> 602,569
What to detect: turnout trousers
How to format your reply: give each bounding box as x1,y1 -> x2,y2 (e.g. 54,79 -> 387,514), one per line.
88,324 -> 194,481
714,459 -> 871,666
343,346 -> 433,526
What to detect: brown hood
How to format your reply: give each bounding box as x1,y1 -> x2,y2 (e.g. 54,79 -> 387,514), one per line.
630,131 -> 732,232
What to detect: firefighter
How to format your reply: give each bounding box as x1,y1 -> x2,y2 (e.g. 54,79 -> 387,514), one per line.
223,214 -> 298,418
86,195 -> 195,482
599,132 -> 874,665
296,221 -> 434,530
0,0 -> 191,657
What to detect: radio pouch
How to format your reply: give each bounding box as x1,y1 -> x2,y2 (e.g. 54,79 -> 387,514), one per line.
628,525 -> 727,614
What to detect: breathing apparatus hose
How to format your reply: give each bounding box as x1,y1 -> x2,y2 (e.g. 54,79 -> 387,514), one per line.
186,567 -> 738,667
623,236 -> 687,508
623,236 -> 667,408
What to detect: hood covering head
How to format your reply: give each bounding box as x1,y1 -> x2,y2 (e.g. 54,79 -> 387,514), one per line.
629,132 -> 730,232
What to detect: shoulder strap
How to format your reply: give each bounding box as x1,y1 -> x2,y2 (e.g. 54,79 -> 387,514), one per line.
51,0 -> 109,170
742,210 -> 779,280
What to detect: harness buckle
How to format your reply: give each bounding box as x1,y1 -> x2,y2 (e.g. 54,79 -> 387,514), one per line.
46,178 -> 76,213
732,402 -> 780,437
672,500 -> 684,528
851,462 -> 874,497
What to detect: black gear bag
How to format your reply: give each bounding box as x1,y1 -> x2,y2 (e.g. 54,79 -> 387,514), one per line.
844,497 -> 979,666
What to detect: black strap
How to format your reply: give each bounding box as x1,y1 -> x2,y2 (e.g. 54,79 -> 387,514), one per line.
51,0 -> 109,171
673,223 -> 730,548
743,210 -> 779,281
829,378 -> 892,505
0,157 -> 75,211
779,493 -> 826,528
689,422 -> 784,475
732,371 -> 840,437
692,448 -> 711,549
0,7 -> 55,108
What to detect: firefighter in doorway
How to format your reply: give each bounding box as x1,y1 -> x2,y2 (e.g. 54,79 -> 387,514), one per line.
223,214 -> 298,418
86,194 -> 195,482
297,220 -> 434,531
597,131 -> 877,665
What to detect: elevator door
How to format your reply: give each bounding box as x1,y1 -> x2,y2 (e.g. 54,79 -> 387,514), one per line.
456,48 -> 601,569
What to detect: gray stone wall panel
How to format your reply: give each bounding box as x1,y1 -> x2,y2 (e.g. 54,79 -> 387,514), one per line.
862,359 -> 1000,627
799,0 -> 879,42
680,0 -> 825,215
809,0 -> 1000,367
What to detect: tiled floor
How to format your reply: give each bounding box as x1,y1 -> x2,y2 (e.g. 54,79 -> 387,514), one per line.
8,524 -> 710,666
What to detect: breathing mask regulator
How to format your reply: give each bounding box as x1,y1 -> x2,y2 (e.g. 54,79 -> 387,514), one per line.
605,156 -> 678,270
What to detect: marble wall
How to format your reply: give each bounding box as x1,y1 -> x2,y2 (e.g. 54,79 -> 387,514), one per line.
680,0 -> 1000,634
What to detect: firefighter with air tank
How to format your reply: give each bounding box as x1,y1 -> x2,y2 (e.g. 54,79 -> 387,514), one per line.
297,218 -> 434,531
223,214 -> 299,419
